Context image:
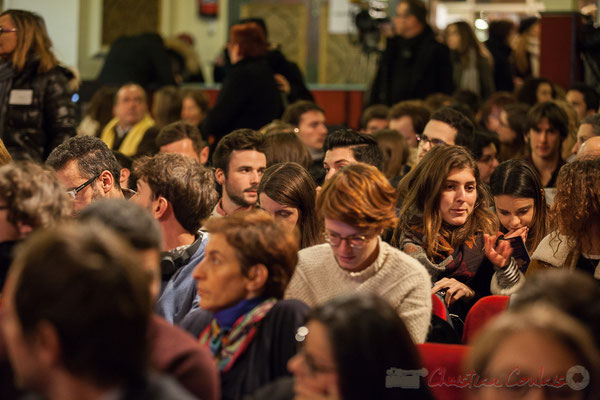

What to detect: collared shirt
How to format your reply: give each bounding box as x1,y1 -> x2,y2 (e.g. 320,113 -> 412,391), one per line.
213,198 -> 253,217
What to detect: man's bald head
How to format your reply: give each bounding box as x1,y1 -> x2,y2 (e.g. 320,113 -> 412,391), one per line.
577,136 -> 600,160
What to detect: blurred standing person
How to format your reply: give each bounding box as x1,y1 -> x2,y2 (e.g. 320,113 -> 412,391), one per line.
369,0 -> 453,106
445,21 -> 495,100
486,20 -> 516,92
512,16 -> 540,87
201,22 -> 283,145
0,10 -> 76,161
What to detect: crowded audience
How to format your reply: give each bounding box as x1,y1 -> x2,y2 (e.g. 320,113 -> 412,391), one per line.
2,4 -> 600,400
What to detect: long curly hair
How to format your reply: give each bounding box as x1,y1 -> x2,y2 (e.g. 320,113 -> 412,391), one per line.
393,145 -> 497,259
551,158 -> 600,254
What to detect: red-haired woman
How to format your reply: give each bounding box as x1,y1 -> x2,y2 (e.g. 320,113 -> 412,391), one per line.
285,163 -> 432,343
201,22 -> 283,145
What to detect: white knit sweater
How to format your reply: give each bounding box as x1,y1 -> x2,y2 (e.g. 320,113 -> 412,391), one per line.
285,240 -> 432,343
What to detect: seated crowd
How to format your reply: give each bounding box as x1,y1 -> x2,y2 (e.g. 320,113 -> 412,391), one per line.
2,5 -> 600,400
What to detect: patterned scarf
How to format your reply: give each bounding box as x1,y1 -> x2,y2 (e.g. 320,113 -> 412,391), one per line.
401,225 -> 486,284
199,297 -> 277,372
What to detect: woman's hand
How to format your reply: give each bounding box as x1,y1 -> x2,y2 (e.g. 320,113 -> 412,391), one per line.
504,226 -> 528,245
484,233 -> 513,269
431,278 -> 475,305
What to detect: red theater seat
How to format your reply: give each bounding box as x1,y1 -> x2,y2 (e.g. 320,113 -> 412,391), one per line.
418,343 -> 469,400
462,295 -> 510,344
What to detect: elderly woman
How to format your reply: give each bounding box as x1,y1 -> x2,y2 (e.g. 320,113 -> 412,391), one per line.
0,9 -> 76,161
285,163 -> 432,343
392,145 -> 523,321
201,22 -> 283,144
181,211 -> 309,400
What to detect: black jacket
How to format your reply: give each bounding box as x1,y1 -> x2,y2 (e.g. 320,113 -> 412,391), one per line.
202,57 -> 284,143
1,60 -> 77,161
486,36 -> 515,92
181,299 -> 309,400
369,26 -> 454,105
97,33 -> 176,89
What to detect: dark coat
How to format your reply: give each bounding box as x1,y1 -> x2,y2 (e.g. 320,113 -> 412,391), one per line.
369,26 -> 454,106
97,33 -> 176,89
181,299 -> 309,400
201,57 -> 284,142
1,61 -> 77,161
486,36 -> 515,92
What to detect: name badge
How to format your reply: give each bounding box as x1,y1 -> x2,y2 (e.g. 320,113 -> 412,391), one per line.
9,89 -> 33,105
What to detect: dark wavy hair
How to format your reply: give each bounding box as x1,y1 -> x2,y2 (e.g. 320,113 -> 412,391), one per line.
489,159 -> 549,253
258,162 -> 324,249
306,293 -> 432,400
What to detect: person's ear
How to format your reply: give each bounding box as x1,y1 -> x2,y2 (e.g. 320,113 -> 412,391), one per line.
200,146 -> 210,165
35,320 -> 61,368
99,170 -> 115,194
245,264 -> 268,296
153,196 -> 169,220
215,168 -> 225,186
119,168 -> 131,189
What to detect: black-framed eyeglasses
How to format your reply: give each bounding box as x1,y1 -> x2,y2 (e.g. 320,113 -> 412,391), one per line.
0,205 -> 8,210
66,174 -> 100,199
416,134 -> 447,146
0,26 -> 17,34
325,231 -> 370,249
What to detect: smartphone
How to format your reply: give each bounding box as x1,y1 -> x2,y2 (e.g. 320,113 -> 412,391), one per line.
500,235 -> 530,273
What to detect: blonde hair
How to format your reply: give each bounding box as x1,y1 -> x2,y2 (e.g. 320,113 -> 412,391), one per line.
0,139 -> 12,167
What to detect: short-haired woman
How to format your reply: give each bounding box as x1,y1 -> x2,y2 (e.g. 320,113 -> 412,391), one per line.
285,163 -> 432,343
392,145 -> 524,320
181,211 -> 309,400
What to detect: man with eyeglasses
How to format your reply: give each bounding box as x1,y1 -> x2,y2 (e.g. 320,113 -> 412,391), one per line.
46,136 -> 125,214
285,163 -> 431,344
416,106 -> 475,163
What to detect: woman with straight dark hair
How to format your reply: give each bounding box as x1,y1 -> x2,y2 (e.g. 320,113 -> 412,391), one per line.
490,159 -> 549,256
258,162 -> 323,249
392,145 -> 524,319
287,293 -> 432,400
0,9 -> 76,161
